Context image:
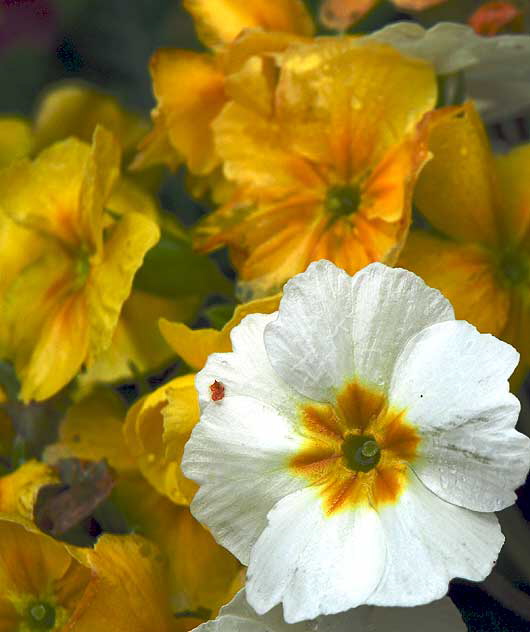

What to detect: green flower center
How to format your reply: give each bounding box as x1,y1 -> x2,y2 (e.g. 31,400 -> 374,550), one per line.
499,250 -> 530,287
26,602 -> 56,630
342,434 -> 381,472
73,251 -> 90,290
325,185 -> 361,217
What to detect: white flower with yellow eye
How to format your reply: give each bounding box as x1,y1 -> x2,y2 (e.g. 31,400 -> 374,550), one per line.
182,261 -> 530,623
195,589 -> 466,632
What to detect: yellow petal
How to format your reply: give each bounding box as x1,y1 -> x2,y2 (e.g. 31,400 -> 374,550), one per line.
78,126 -> 121,255
495,143 -> 530,245
80,290 -> 199,386
159,294 -> 280,370
68,534 -> 176,632
112,478 -> 240,620
399,230 -> 510,335
142,50 -> 225,174
44,389 -> 136,473
123,374 -> 198,505
0,118 -> 33,168
20,291 -> 90,403
0,519 -> 90,615
276,38 -> 437,178
86,212 -> 160,364
131,111 -> 182,172
0,461 -> 59,527
499,290 -> 530,382
33,82 -> 148,155
0,139 -> 90,246
414,101 -> 500,245
184,0 -> 314,48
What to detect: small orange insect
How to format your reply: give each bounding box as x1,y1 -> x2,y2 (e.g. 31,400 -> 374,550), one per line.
210,380 -> 225,401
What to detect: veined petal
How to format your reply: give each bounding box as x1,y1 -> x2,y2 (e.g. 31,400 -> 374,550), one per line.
389,319 -> 526,511
184,0 -> 314,48
183,394 -> 305,564
246,487 -> 385,623
414,102 -> 499,245
264,261 -> 453,403
87,211 -> 159,364
367,474 -> 504,606
195,312 -> 307,412
276,39 -> 436,177
399,231 -> 510,336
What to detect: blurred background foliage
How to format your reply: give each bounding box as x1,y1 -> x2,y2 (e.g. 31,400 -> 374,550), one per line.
2,1 -> 530,630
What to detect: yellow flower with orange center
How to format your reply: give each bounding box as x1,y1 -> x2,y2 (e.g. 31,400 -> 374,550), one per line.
194,38 -> 437,297
132,0 -> 313,175
399,101 -> 530,384
0,127 -> 160,402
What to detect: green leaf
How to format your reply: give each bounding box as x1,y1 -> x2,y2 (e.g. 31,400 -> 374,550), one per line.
133,230 -> 232,299
203,303 -> 236,329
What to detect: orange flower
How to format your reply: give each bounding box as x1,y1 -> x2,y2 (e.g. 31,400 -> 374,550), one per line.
194,38 -> 437,297
132,0 -> 313,175
469,1 -> 523,36
399,102 -> 530,384
320,0 -> 447,31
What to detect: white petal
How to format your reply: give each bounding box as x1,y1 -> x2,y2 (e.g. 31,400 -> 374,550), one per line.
246,487 -> 386,623
196,312 -> 304,417
193,591 -> 465,632
389,319 -> 528,511
264,261 -> 454,402
367,474 -> 504,607
182,395 -> 305,564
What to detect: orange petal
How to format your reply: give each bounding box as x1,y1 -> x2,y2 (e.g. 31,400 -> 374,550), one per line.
394,0 -> 446,8
414,102 -> 500,245
276,38 -> 437,179
144,49 -> 226,175
319,0 -> 379,31
184,0 -> 314,48
469,2 -> 522,36
399,230 -> 510,336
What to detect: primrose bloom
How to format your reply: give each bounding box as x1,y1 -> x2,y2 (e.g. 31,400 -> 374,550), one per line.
196,589 -> 465,632
194,39 -> 437,297
399,102 -> 530,383
0,126 -> 159,401
183,261 -> 530,622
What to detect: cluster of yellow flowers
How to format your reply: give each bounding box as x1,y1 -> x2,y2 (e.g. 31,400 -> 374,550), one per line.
1,1 -> 530,631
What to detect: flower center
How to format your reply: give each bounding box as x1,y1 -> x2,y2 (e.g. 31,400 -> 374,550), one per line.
27,602 -> 56,630
73,251 -> 90,290
342,434 -> 381,472
499,250 -> 529,287
325,185 -> 361,217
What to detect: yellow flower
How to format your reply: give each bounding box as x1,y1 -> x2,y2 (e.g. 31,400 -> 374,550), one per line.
132,0 -> 313,175
399,101 -> 530,384
194,38 -> 437,297
0,519 -> 178,632
0,119 -> 33,168
44,387 -> 242,626
0,126 -> 160,402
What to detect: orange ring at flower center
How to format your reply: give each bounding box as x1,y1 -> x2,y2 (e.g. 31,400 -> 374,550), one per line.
290,381 -> 420,516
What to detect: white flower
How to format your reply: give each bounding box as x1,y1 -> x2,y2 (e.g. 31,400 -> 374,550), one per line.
182,261 -> 530,622
368,22 -> 530,122
195,589 -> 466,632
